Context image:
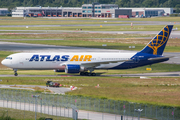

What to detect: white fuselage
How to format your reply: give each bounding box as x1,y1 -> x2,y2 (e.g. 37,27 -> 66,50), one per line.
1,52 -> 136,70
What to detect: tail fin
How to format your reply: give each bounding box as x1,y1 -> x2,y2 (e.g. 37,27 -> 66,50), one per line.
140,25 -> 173,55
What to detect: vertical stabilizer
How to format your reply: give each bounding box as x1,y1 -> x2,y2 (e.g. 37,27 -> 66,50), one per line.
140,25 -> 173,55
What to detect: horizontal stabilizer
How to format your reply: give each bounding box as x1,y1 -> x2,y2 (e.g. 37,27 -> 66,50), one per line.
148,56 -> 173,61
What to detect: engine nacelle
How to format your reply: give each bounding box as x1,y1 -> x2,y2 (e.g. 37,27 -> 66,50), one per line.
65,64 -> 81,73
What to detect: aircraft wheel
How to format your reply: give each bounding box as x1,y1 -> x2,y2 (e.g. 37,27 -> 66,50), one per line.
14,73 -> 18,76
80,72 -> 85,76
84,72 -> 89,76
88,73 -> 92,76
91,73 -> 96,76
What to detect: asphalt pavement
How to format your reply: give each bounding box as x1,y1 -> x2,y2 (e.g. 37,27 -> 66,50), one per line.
0,71 -> 180,77
0,41 -> 122,52
104,71 -> 180,77
0,84 -> 71,94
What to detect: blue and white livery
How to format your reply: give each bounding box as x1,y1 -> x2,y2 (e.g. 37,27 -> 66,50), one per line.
1,25 -> 173,76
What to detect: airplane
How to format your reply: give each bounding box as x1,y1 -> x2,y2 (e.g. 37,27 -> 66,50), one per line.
1,25 -> 173,76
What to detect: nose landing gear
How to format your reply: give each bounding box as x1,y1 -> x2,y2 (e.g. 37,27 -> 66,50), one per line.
13,69 -> 18,76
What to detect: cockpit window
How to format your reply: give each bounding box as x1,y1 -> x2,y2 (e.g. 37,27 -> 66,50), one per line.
6,57 -> 12,60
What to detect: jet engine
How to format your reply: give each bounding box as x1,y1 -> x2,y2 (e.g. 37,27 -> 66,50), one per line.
65,64 -> 86,73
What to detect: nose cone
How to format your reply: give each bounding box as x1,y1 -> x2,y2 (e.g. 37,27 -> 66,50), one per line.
1,59 -> 9,66
1,59 -> 5,65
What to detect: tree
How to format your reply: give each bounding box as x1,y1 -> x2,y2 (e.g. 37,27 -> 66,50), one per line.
142,0 -> 153,7
0,0 -> 179,8
175,4 -> 180,8
175,4 -> 180,13
163,1 -> 168,7
168,0 -> 173,7
115,0 -> 123,7
8,5 -> 16,12
130,0 -> 136,7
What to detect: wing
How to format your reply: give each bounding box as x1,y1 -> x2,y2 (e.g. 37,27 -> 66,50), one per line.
60,59 -> 132,69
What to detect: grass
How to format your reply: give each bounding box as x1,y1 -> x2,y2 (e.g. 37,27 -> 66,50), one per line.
0,19 -> 131,25
0,76 -> 179,107
1,31 -> 180,52
0,107 -> 72,120
0,16 -> 180,108
0,33 -> 152,39
0,17 -> 130,25
0,25 -> 180,31
0,51 -> 15,59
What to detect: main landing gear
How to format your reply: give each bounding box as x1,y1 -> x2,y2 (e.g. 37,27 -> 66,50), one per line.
13,69 -> 18,76
80,72 -> 96,76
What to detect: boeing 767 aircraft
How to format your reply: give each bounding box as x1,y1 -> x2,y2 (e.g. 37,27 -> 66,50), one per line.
1,25 -> 173,76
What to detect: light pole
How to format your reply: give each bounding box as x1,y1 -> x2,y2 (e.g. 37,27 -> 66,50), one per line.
32,95 -> 39,120
135,109 -> 143,120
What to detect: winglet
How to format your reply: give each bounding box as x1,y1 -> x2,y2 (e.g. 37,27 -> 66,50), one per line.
140,25 -> 173,55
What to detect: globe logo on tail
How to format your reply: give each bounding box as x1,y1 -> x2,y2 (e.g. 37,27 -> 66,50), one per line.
147,26 -> 170,55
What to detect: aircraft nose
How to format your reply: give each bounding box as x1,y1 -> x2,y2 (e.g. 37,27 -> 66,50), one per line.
1,59 -> 8,66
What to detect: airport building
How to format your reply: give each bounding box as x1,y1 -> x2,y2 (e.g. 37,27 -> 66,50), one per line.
0,8 -> 10,16
11,7 -> 81,17
82,4 -> 117,17
12,4 -> 132,18
12,7 -> 82,17
82,4 -> 131,18
11,4 -> 173,18
121,8 -> 173,17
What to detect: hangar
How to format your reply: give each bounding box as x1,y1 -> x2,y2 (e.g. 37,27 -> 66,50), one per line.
120,8 -> 173,17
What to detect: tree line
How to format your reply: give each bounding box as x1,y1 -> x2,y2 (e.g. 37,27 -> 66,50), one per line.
0,0 -> 180,11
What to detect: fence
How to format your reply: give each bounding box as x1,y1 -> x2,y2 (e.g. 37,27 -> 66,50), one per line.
0,89 -> 179,120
